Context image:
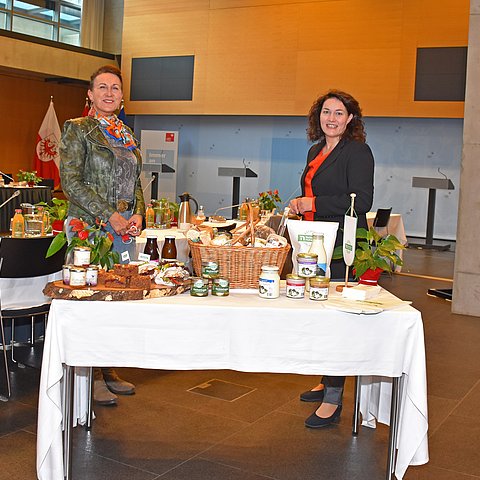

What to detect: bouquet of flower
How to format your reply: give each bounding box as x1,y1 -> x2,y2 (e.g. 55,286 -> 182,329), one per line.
46,218 -> 120,270
258,189 -> 281,211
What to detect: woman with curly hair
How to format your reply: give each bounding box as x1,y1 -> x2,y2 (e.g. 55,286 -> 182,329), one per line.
289,90 -> 374,428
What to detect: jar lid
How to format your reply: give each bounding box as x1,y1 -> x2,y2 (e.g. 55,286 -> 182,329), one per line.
146,235 -> 157,239
261,265 -> 279,271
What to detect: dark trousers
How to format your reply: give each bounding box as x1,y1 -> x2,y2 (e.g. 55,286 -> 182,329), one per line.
321,375 -> 345,405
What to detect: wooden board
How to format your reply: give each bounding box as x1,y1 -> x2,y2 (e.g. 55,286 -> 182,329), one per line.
43,280 -> 188,301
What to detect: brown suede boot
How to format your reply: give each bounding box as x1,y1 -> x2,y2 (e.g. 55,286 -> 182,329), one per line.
94,368 -> 117,406
102,368 -> 135,395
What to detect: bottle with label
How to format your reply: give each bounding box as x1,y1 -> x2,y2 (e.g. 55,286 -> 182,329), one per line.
196,205 -> 206,223
161,235 -> 177,260
144,236 -> 160,261
308,233 -> 328,277
145,203 -> 155,228
12,209 -> 25,238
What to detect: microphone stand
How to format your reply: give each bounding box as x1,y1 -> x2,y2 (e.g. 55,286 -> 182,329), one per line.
0,190 -> 20,210
0,170 -> 14,183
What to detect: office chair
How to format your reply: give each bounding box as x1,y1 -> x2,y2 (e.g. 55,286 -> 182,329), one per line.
0,236 -> 65,399
372,207 -> 392,235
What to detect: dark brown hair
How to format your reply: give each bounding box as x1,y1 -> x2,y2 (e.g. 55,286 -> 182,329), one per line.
89,65 -> 123,90
306,90 -> 366,143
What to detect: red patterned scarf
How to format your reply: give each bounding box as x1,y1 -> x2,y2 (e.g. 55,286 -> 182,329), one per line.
90,109 -> 136,150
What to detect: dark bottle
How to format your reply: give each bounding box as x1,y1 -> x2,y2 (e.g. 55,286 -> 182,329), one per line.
161,235 -> 177,260
144,236 -> 159,261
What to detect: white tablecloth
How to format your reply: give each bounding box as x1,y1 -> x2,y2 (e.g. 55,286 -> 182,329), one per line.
37,286 -> 428,480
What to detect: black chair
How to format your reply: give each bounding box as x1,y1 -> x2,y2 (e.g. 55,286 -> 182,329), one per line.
38,178 -> 55,189
0,236 -> 66,399
372,207 -> 392,235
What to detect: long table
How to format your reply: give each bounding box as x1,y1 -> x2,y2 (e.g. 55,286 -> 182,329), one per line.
36,286 -> 428,480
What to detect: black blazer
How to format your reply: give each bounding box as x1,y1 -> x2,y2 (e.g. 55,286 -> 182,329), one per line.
300,137 -> 375,278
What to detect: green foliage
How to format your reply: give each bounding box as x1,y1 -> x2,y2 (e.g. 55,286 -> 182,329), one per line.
333,226 -> 405,279
17,170 -> 42,184
258,189 -> 281,211
36,198 -> 69,221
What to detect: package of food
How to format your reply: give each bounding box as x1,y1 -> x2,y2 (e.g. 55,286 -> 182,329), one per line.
287,220 -> 339,277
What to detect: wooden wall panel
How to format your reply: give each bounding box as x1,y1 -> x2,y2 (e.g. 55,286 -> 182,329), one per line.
0,72 -> 88,178
122,0 -> 470,117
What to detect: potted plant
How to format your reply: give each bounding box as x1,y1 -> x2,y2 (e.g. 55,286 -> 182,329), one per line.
46,217 -> 120,270
334,226 -> 405,285
36,198 -> 69,235
17,169 -> 42,186
258,189 -> 282,213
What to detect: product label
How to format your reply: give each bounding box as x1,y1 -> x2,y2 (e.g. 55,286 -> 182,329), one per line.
309,286 -> 329,301
259,277 -> 278,298
286,285 -> 305,298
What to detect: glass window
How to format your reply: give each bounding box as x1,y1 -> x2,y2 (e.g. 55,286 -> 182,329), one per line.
13,1 -> 56,22
59,25 -> 78,45
0,0 -> 8,8
0,12 -> 6,28
12,14 -> 54,40
59,3 -> 79,28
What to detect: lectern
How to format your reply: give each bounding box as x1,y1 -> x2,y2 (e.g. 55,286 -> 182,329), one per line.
218,167 -> 258,219
411,176 -> 454,250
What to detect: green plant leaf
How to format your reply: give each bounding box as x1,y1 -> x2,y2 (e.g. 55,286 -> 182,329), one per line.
46,232 -> 67,258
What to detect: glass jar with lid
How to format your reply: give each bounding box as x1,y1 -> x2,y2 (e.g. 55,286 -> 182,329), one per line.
258,265 -> 280,299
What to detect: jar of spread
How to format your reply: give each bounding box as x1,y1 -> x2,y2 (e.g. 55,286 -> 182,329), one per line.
258,265 -> 280,299
202,261 -> 220,279
212,277 -> 229,296
190,277 -> 209,297
62,264 -> 71,285
69,266 -> 86,287
286,274 -> 305,299
297,253 -> 318,278
73,246 -> 91,266
309,276 -> 330,301
86,265 -> 99,287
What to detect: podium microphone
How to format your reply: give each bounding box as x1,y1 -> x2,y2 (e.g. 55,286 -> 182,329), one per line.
0,190 -> 20,210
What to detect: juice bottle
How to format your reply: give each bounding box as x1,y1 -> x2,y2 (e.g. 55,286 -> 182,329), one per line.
12,209 -> 25,238
145,203 -> 155,228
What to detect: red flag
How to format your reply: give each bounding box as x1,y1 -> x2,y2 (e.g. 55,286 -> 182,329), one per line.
34,99 -> 61,189
82,97 -> 90,117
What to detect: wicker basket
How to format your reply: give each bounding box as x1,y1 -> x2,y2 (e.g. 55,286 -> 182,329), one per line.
189,241 -> 290,289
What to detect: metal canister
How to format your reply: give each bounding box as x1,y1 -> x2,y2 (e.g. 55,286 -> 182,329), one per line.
286,274 -> 306,299
309,276 -> 330,301
69,266 -> 86,287
297,253 -> 318,278
73,246 -> 91,266
212,277 -> 230,296
62,264 -> 71,285
190,277 -> 209,297
86,265 -> 99,287
201,261 -> 220,279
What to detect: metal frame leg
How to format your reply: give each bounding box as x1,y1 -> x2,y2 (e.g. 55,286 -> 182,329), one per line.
10,318 -> 17,363
352,376 -> 361,436
30,315 -> 35,346
63,365 -> 74,480
86,367 -> 94,430
0,315 -> 11,399
386,377 -> 401,480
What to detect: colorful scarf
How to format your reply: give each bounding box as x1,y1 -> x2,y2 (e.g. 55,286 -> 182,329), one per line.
90,109 -> 136,150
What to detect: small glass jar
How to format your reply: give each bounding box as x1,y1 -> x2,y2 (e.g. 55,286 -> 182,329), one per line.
73,246 -> 91,267
190,277 -> 209,297
202,261 -> 220,279
212,277 -> 230,296
309,276 -> 330,301
69,266 -> 86,287
286,274 -> 305,299
297,253 -> 318,278
161,235 -> 177,260
62,264 -> 71,285
258,265 -> 280,299
86,265 -> 99,287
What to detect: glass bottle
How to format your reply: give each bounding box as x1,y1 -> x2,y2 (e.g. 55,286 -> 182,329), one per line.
161,235 -> 177,260
145,203 -> 155,228
12,209 -> 25,238
144,236 -> 159,261
239,198 -> 249,220
196,205 -> 206,222
37,206 -> 50,236
308,233 -> 328,277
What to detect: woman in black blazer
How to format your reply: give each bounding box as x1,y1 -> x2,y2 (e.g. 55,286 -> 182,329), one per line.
289,90 -> 374,428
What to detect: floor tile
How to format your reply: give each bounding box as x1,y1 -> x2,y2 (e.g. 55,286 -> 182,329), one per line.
0,430 -> 37,478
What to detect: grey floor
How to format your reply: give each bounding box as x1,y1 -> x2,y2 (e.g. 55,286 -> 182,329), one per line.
1,245 -> 479,480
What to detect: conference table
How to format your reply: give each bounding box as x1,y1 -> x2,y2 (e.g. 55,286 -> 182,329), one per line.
0,186 -> 52,233
36,284 -> 428,480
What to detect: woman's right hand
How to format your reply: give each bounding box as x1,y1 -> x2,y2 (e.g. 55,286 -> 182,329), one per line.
289,197 -> 314,215
108,211 -> 130,236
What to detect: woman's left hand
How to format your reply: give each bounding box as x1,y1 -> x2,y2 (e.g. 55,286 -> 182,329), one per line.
127,214 -> 143,236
